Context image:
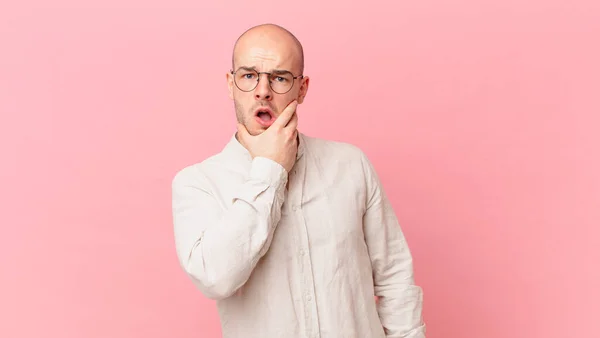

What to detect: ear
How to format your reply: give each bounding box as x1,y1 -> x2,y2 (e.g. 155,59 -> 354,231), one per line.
296,76 -> 309,104
226,71 -> 234,100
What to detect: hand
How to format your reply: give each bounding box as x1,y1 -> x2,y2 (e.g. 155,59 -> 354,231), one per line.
237,100 -> 299,173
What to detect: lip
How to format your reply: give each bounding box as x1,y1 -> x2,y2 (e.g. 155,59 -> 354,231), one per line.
254,106 -> 275,127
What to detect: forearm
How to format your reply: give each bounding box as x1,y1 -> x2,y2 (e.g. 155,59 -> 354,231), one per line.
374,254 -> 426,338
172,157 -> 288,300
186,184 -> 284,299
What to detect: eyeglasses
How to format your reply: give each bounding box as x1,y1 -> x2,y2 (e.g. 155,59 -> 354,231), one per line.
230,67 -> 304,94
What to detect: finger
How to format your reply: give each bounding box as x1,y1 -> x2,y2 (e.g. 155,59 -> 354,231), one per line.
285,110 -> 299,130
272,100 -> 298,128
236,123 -> 250,142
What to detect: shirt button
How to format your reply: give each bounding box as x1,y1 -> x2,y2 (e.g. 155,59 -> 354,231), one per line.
306,295 -> 312,301
292,205 -> 298,211
299,249 -> 305,256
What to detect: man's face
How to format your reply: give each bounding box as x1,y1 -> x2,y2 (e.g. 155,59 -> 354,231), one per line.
227,39 -> 309,136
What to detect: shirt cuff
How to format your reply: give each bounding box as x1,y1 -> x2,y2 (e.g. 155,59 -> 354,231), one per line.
249,156 -> 288,187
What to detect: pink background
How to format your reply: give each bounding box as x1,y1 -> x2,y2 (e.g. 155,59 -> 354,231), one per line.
1,0 -> 598,337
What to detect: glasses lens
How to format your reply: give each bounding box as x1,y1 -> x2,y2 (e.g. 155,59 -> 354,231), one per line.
269,71 -> 294,94
234,69 -> 259,91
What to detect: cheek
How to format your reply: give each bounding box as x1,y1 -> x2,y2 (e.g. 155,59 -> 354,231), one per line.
273,94 -> 297,114
233,93 -> 252,110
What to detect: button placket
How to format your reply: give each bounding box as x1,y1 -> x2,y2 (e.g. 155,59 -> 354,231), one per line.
290,156 -> 321,338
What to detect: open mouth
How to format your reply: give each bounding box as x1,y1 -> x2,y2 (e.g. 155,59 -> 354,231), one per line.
257,110 -> 272,122
254,107 -> 275,125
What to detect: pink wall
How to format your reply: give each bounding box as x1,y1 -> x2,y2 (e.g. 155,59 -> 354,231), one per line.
1,1 -> 598,337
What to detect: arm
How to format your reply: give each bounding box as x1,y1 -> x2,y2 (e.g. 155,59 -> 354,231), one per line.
360,152 -> 426,338
171,157 -> 288,300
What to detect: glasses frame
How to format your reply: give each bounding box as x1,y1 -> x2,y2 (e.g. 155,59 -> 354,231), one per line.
230,67 -> 304,94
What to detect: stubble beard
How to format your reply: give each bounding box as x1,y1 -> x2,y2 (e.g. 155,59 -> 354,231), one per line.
234,98 -> 272,136
233,99 -> 255,136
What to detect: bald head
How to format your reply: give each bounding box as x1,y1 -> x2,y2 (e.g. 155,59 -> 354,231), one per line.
232,23 -> 304,74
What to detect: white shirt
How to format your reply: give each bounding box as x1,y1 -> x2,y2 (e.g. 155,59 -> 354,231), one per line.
171,132 -> 426,338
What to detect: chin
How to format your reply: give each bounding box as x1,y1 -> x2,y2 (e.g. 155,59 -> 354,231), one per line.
248,125 -> 267,136
254,128 -> 268,135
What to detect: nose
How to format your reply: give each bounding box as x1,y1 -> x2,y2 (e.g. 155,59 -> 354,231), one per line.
254,73 -> 272,101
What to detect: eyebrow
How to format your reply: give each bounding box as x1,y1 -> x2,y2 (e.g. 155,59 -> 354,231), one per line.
237,66 -> 257,72
236,66 -> 291,74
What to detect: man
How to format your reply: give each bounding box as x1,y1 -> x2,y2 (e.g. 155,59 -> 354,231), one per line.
172,23 -> 426,338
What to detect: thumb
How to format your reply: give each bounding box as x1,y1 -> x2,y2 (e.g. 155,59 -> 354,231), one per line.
236,123 -> 250,142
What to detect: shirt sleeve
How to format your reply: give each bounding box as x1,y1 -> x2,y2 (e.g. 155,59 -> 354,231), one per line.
359,151 -> 427,338
172,156 -> 288,300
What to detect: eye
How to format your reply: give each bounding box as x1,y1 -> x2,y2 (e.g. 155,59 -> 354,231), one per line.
275,76 -> 287,82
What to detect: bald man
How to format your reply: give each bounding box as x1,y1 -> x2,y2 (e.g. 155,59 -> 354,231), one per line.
172,24 -> 426,338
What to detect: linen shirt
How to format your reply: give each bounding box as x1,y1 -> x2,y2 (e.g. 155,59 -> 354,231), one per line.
171,132 -> 426,338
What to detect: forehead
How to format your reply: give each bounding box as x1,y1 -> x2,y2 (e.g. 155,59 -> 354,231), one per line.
233,40 -> 300,72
